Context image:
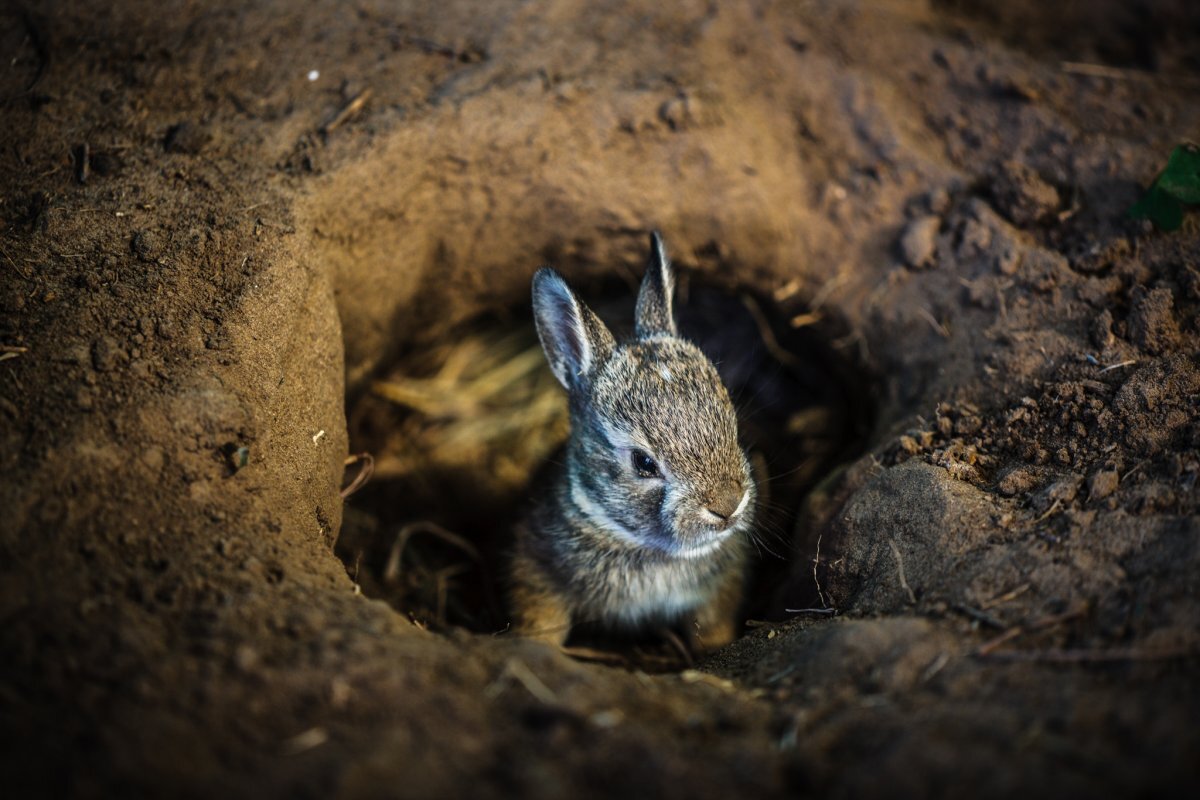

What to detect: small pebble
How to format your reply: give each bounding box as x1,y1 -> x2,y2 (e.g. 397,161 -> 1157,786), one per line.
1089,470 -> 1119,501
900,215 -> 940,269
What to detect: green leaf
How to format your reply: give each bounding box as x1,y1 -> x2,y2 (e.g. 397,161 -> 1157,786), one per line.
1129,185 -> 1184,231
1157,144 -> 1200,204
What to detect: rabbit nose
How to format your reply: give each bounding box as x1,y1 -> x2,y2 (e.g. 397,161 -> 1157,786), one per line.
705,481 -> 744,522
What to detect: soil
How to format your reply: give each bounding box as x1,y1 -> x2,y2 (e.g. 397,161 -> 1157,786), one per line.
2,1 -> 1198,798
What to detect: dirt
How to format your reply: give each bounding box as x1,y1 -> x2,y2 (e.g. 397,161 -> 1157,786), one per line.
1,1 -> 1198,798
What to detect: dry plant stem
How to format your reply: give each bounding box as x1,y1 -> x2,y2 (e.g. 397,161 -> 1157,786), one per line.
953,603 -> 1005,630
890,539 -> 917,604
340,452 -> 375,498
321,88 -> 373,135
662,627 -> 695,667
974,604 -> 1088,657
741,294 -> 808,371
383,521 -> 482,583
916,306 -> 950,338
812,533 -> 830,609
980,583 -> 1031,610
0,243 -> 32,278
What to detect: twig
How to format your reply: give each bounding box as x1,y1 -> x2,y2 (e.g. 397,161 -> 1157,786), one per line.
773,278 -> 801,302
952,603 -> 1006,630
916,306 -> 950,338
281,727 -> 329,755
975,604 -> 1087,657
320,88 -> 373,135
0,346 -> 28,363
980,583 -> 1030,610
1098,359 -> 1136,374
741,294 -> 806,370
0,243 -> 32,279
767,663 -> 798,684
1121,459 -> 1147,483
340,452 -> 375,498
1033,497 -> 1061,524
663,627 -> 694,668
485,658 -> 558,704
920,652 -> 950,682
784,607 -> 836,615
1061,61 -> 1141,81
789,311 -> 823,328
890,539 -> 917,604
382,521 -> 481,583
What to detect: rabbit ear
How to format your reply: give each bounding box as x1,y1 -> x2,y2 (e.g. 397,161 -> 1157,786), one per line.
635,231 -> 678,338
532,268 -> 615,391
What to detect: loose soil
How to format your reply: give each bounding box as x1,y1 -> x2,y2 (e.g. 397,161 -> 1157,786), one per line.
1,1 -> 1197,798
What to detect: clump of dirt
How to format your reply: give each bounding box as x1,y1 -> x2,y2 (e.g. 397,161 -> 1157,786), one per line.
2,1 -> 1199,798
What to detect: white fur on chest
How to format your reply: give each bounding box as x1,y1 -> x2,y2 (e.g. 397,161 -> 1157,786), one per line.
584,555 -> 713,627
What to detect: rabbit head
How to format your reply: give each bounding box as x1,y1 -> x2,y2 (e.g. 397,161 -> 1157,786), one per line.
532,232 -> 755,559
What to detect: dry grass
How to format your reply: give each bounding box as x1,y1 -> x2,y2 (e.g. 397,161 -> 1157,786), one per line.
370,328 -> 569,495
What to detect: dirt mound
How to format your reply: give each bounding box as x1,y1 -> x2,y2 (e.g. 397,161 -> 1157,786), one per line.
1,1 -> 1197,797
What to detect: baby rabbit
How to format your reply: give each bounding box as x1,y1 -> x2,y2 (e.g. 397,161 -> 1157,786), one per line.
510,232 -> 755,651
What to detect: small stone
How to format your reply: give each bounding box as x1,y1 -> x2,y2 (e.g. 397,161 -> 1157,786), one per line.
996,466 -> 1038,497
990,160 -> 1059,227
899,215 -> 940,269
927,187 -> 951,215
994,242 -> 1021,276
91,336 -> 120,371
1045,475 -> 1081,504
954,415 -> 982,435
140,446 -> 164,473
937,415 -> 953,437
131,230 -> 161,262
1088,469 -> 1119,500
658,95 -> 690,131
233,645 -> 259,672
1090,309 -> 1115,349
1127,286 -> 1180,355
75,386 -> 94,411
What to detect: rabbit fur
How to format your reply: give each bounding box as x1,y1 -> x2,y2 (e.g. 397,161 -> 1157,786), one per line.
510,232 -> 755,650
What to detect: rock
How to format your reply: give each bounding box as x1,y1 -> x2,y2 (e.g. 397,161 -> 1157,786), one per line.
899,215 -> 940,269
91,336 -> 121,371
1127,286 -> 1180,355
1090,309 -> 1114,349
990,160 -> 1059,226
1029,473 -> 1082,513
131,230 -> 161,262
1088,470 -> 1119,500
996,465 -> 1038,497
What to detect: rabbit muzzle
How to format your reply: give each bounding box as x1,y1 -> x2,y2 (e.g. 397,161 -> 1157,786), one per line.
702,479 -> 748,528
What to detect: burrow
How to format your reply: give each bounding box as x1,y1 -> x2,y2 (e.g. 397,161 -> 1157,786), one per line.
324,234 -> 877,662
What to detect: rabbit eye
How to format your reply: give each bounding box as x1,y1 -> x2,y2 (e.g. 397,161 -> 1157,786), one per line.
631,449 -> 660,478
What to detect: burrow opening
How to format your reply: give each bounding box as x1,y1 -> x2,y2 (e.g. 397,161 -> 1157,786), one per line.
336,269 -> 875,664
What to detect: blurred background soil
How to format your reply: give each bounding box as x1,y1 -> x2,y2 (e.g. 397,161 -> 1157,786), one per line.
0,1 -> 1197,797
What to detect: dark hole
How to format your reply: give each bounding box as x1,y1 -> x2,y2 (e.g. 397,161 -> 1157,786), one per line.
336,278 -> 875,664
